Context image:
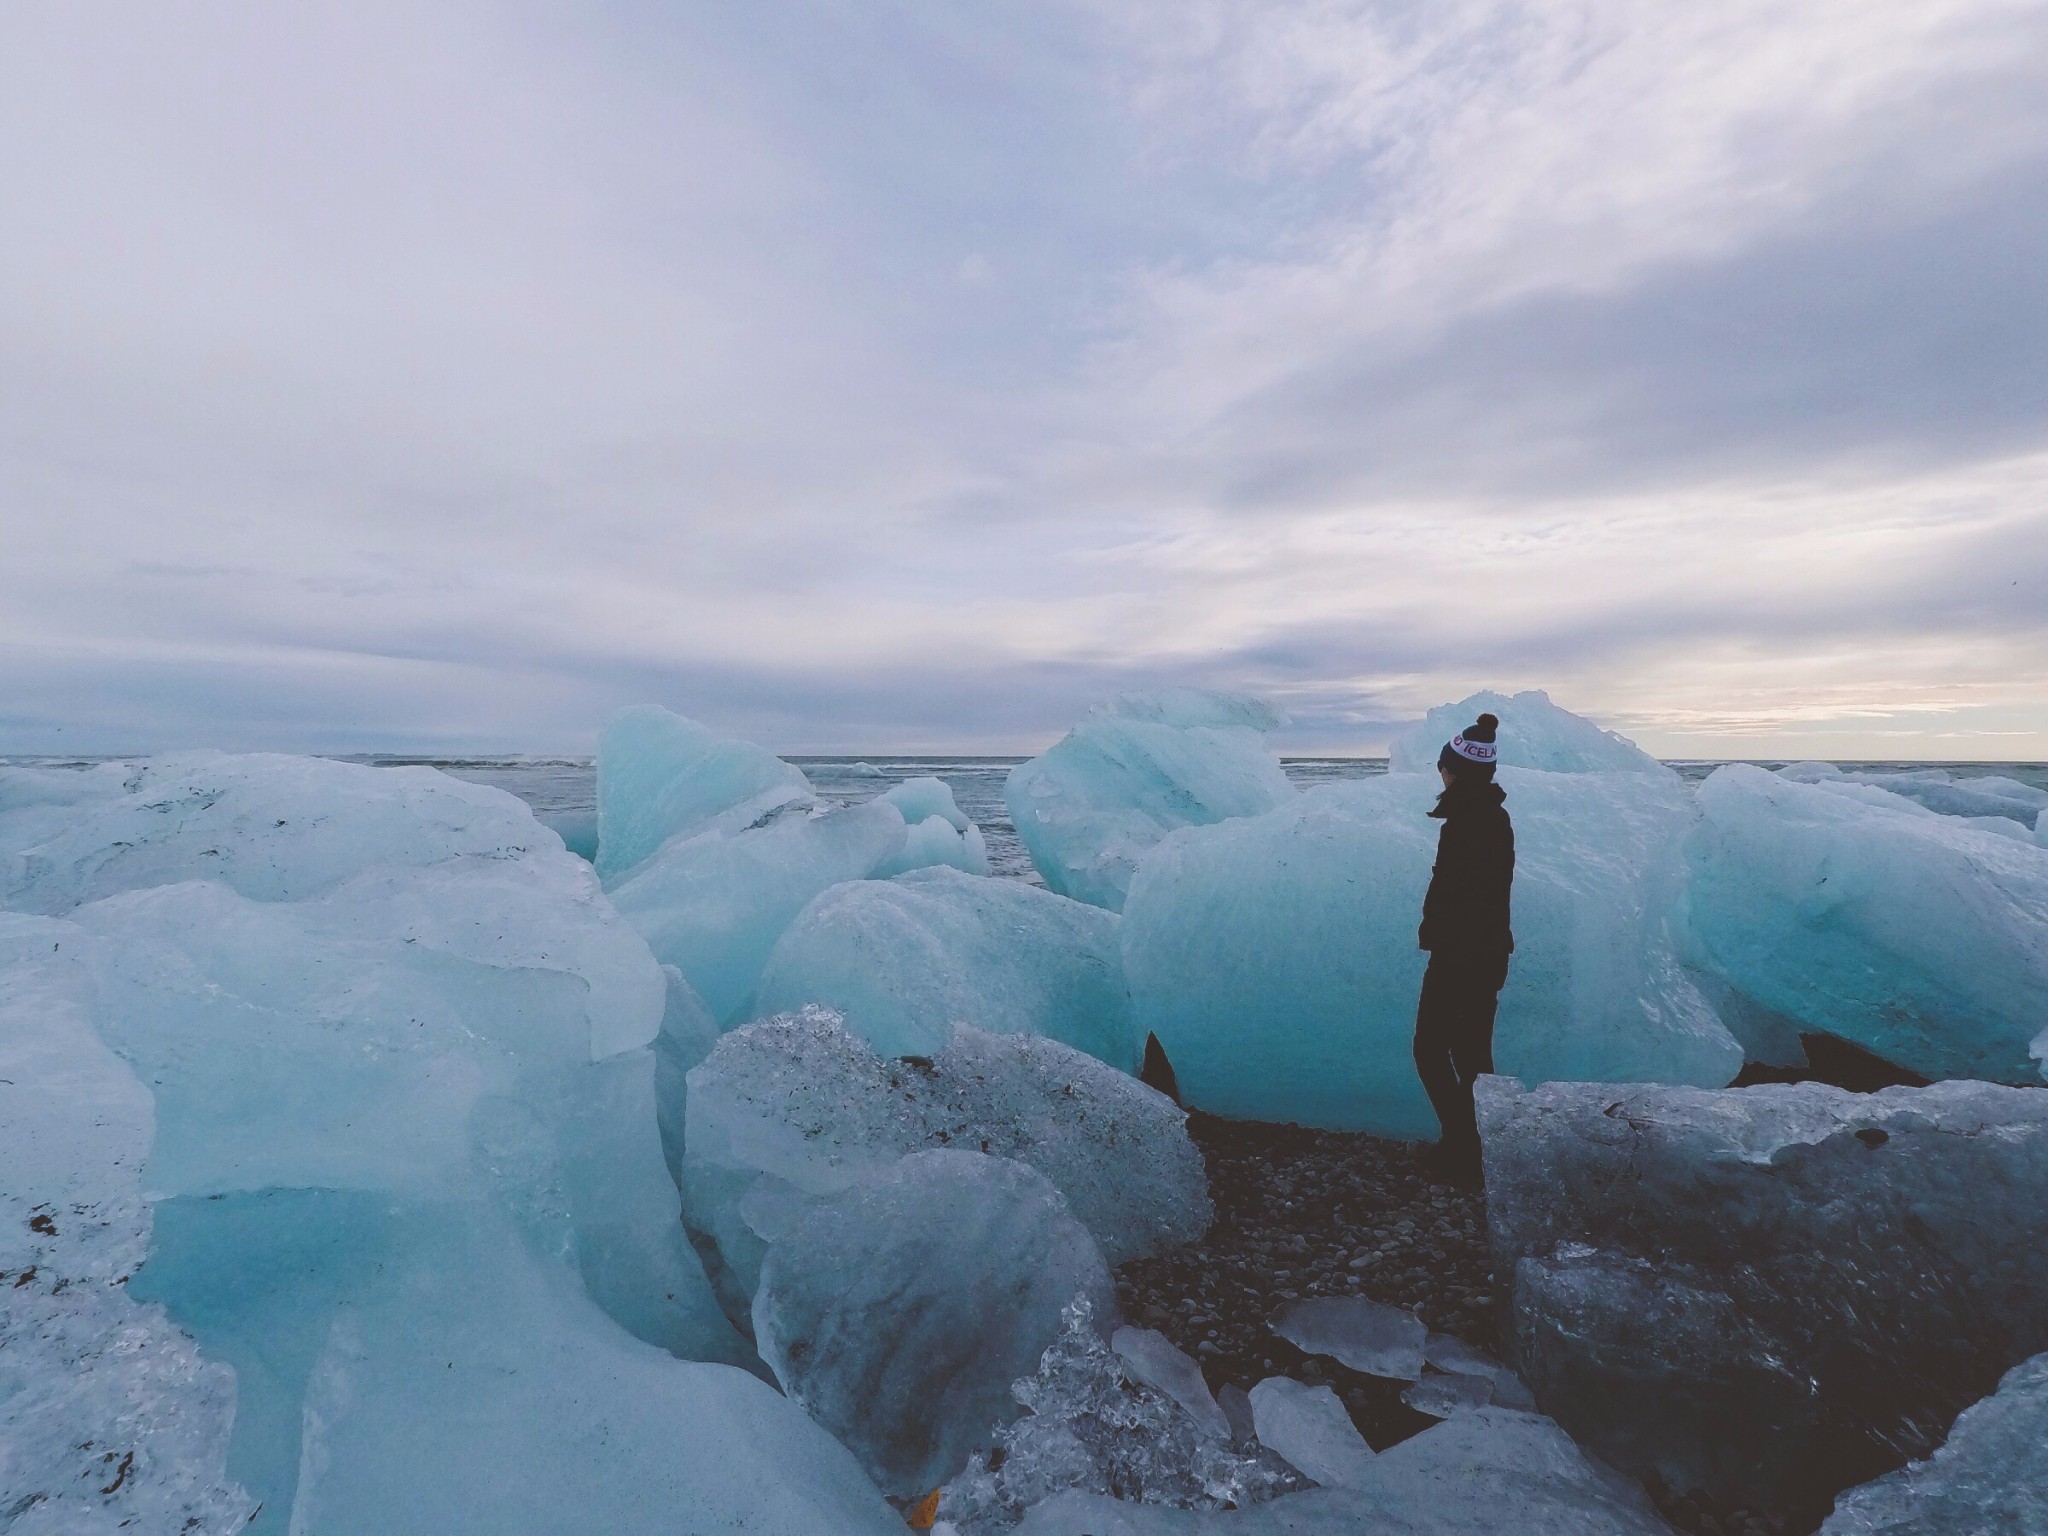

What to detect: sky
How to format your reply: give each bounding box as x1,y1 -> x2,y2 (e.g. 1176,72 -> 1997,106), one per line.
3,1 -> 2046,758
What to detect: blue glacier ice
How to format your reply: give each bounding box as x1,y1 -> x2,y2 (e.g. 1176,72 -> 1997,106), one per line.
873,775 -> 991,877
1679,763 -> 2048,1082
1124,767 -> 1739,1135
1388,690 -> 1667,777
682,1009 -> 1208,1301
593,704 -> 813,881
1781,761 -> 2048,827
753,865 -> 1138,1067
1005,690 -> 1295,912
752,1148 -> 1115,1495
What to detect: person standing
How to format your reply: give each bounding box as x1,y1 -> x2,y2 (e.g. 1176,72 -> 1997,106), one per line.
1413,712 -> 1514,1180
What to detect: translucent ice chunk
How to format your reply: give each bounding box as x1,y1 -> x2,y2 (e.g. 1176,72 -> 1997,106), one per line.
1820,1351 -> 2048,1534
1424,1333 -> 1536,1410
1402,1372 -> 1496,1418
752,1150 -> 1116,1495
1125,768 -> 1740,1134
1679,764 -> 2048,1082
1270,1297 -> 1426,1380
1006,690 -> 1294,912
1478,1073 -> 2048,1514
606,799 -> 909,1022
593,704 -> 813,881
754,865 -> 1138,1068
1387,690 -> 1668,777
2,752 -> 556,914
1112,1327 -> 1232,1441
871,777 -> 990,878
682,1011 -> 1208,1299
1246,1378 -> 1376,1489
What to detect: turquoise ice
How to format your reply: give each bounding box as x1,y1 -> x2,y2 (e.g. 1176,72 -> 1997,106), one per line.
1387,690 -> 1667,777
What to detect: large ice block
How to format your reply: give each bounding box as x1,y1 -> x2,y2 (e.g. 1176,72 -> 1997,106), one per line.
2,752 -> 556,914
1819,1351 -> 2048,1534
1478,1074 -> 2048,1515
1124,769 -> 1739,1135
753,865 -> 1138,1067
682,1010 -> 1208,1299
1005,690 -> 1294,912
606,798 -> 910,1022
872,776 -> 991,877
593,705 -> 813,881
1388,691 -> 1668,777
1679,763 -> 2048,1082
752,1150 -> 1115,1496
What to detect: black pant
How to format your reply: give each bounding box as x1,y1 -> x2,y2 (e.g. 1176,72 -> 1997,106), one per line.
1413,949 -> 1508,1156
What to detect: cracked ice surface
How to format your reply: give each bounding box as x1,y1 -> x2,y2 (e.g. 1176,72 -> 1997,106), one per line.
753,1150 -> 1115,1496
1479,1074 -> 2048,1515
683,1009 -> 1209,1301
1820,1351 -> 2048,1534
1680,763 -> 2048,1083
1005,690 -> 1295,913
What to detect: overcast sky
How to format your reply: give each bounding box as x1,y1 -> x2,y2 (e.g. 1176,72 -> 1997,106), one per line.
4,1 -> 2045,757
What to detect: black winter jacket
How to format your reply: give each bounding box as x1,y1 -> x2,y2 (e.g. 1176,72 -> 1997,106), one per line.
1419,778 -> 1515,957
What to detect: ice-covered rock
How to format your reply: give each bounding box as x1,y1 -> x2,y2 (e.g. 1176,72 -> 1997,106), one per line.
1270,1297 -> 1426,1381
606,798 -> 911,1022
1125,769 -> 1740,1135
752,1150 -> 1115,1496
1478,1074 -> 2048,1515
1680,763 -> 2048,1083
682,1011 -> 1208,1299
1006,690 -> 1294,912
593,705 -> 813,881
754,866 -> 1137,1067
1388,691 -> 1667,777
944,1296 -> 1301,1532
1247,1378 -> 1377,1489
1820,1351 -> 2048,1535
1112,1328 -> 1232,1442
873,776 -> 991,877
1,752 -> 556,914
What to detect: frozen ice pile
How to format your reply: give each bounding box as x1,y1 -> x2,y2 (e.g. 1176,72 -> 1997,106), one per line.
596,708 -> 988,1021
1478,1074 -> 2048,1517
682,1009 -> 1209,1301
754,865 -> 1137,1067
754,1150 -> 1115,1495
1124,764 -> 1740,1135
1681,764 -> 2048,1082
1388,690 -> 1668,776
1819,1351 -> 2048,1534
1780,760 -> 2048,828
1005,690 -> 1295,912
1,752 -> 911,1536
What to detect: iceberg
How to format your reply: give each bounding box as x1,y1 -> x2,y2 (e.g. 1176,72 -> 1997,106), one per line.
1124,769 -> 1739,1135
754,865 -> 1138,1067
593,705 -> 813,881
1,751 -> 555,914
1269,1296 -> 1426,1381
1820,1351 -> 2048,1535
1781,762 -> 2048,827
681,1010 -> 1208,1301
1246,1378 -> 1377,1489
752,1150 -> 1115,1496
1005,690 -> 1294,912
1388,690 -> 1667,777
1478,1074 -> 2048,1516
872,775 -> 991,877
1679,764 -> 2048,1082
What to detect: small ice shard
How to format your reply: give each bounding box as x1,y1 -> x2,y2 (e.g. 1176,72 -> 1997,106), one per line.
1124,764 -> 1740,1134
593,704 -> 813,881
1270,1296 -> 1426,1381
1005,690 -> 1294,912
683,1012 -> 1208,1302
1479,1073 -> 2048,1514
1246,1378 -> 1377,1489
1424,1333 -> 1537,1410
1402,1372 -> 1496,1418
752,1150 -> 1115,1496
942,1296 -> 1301,1530
1387,690 -> 1669,777
1112,1326 -> 1232,1441
1679,763 -> 2048,1083
1820,1351 -> 2048,1534
754,865 -> 1138,1068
